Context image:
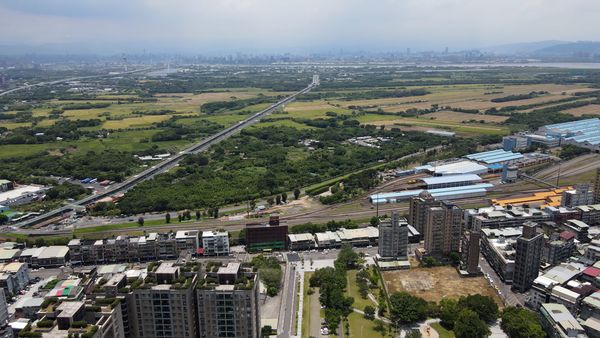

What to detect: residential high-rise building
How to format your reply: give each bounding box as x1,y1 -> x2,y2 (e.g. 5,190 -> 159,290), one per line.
423,201 -> 463,258
561,184 -> 594,208
408,191 -> 438,233
461,230 -> 480,274
378,212 -> 409,260
196,262 -> 260,338
201,231 -> 230,256
594,168 -> 600,204
512,222 -> 544,293
130,262 -> 198,338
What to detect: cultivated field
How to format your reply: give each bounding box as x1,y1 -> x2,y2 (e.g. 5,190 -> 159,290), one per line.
381,266 -> 503,306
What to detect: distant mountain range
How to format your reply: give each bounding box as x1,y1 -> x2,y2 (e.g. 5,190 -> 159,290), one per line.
484,40 -> 600,56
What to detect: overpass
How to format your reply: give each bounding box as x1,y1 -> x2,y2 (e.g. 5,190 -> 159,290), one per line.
15,77 -> 319,229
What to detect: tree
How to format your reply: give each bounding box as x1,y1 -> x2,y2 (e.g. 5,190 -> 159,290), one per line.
294,188 -> 301,200
165,213 -> 171,224
178,214 -> 183,222
0,214 -> 8,225
458,294 -> 499,323
261,325 -> 272,337
454,309 -> 490,338
266,197 -> 274,206
370,216 -> 379,227
249,199 -> 256,212
389,292 -> 428,325
500,306 -> 545,338
364,305 -> 376,320
449,251 -> 461,267
335,244 -> 360,270
373,320 -> 387,337
195,210 -> 201,220
281,192 -> 287,203
439,298 -> 459,329
406,330 -> 422,338
275,195 -> 281,205
138,217 -> 144,227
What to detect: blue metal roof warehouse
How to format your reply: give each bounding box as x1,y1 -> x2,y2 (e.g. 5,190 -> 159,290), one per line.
369,183 -> 494,204
465,149 -> 523,164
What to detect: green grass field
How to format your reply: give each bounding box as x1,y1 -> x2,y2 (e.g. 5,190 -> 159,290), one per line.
346,270 -> 377,311
430,322 -> 455,338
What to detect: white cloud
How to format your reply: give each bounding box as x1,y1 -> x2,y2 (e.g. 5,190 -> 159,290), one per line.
0,0 -> 599,52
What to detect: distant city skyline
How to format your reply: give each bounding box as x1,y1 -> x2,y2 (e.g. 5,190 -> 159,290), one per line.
1,0 -> 599,54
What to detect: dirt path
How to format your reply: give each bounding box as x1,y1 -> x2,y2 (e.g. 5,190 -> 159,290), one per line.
309,289 -> 323,338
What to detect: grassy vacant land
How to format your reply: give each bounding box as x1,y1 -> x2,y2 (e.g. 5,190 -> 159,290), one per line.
346,270 -> 377,310
381,266 -> 503,306
430,322 -> 455,338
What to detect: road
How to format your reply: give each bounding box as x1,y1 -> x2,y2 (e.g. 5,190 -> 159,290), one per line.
478,254 -> 524,307
279,255 -> 298,338
15,77 -> 319,230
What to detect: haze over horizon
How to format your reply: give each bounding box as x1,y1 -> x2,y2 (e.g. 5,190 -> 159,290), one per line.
1,0 -> 600,55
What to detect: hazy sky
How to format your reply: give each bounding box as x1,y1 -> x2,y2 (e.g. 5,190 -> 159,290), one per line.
1,0 -> 599,54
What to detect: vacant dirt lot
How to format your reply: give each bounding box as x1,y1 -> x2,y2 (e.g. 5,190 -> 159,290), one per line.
381,266 -> 503,306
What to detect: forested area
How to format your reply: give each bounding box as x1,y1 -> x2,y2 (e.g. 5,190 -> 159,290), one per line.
116,123 -> 444,214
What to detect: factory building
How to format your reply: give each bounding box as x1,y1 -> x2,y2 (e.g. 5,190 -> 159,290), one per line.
419,174 -> 482,189
414,160 -> 488,176
370,183 -> 494,204
538,118 -> 600,151
465,149 -> 524,165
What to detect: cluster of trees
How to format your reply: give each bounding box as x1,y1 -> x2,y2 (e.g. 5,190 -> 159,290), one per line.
309,245 -> 360,334
289,219 -> 358,234
45,182 -> 88,200
200,95 -> 279,114
559,144 -> 591,160
500,306 -> 545,338
0,149 -> 140,183
383,292 -> 502,338
117,124 -> 443,214
61,102 -> 111,110
250,255 -> 282,296
490,91 -> 547,103
0,119 -> 103,145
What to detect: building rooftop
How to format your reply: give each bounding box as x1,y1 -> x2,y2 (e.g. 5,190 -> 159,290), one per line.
176,230 -> 199,239
218,262 -> 241,275
370,183 -> 493,203
288,233 -> 315,242
541,263 -> 584,284
420,174 -> 482,186
465,149 -> 524,164
37,246 -> 69,260
541,303 -> 585,333
424,160 -> 487,175
336,227 -> 379,241
202,230 -> 227,238
0,249 -> 20,260
56,301 -> 85,318
155,262 -> 179,275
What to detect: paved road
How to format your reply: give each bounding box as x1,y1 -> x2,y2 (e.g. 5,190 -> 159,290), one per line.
479,254 -> 524,307
279,255 -> 298,338
15,78 -> 318,230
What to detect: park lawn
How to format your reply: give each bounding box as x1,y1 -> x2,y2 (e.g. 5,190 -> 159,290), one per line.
346,270 -> 377,311
102,115 -> 172,129
74,218 -> 170,235
0,121 -> 31,129
302,272 -> 313,338
346,312 -> 391,338
430,322 -> 455,338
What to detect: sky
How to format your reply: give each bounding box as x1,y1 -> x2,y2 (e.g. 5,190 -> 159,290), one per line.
1,0 -> 599,54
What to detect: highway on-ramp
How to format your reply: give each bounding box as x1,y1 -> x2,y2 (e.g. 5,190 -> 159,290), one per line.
15,77 -> 319,229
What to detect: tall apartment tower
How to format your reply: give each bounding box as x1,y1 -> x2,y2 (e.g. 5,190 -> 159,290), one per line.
461,231 -> 481,274
423,201 -> 463,258
409,192 -> 438,233
130,263 -> 198,338
196,262 -> 261,338
594,168 -> 600,204
378,212 -> 409,260
512,222 -> 544,293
